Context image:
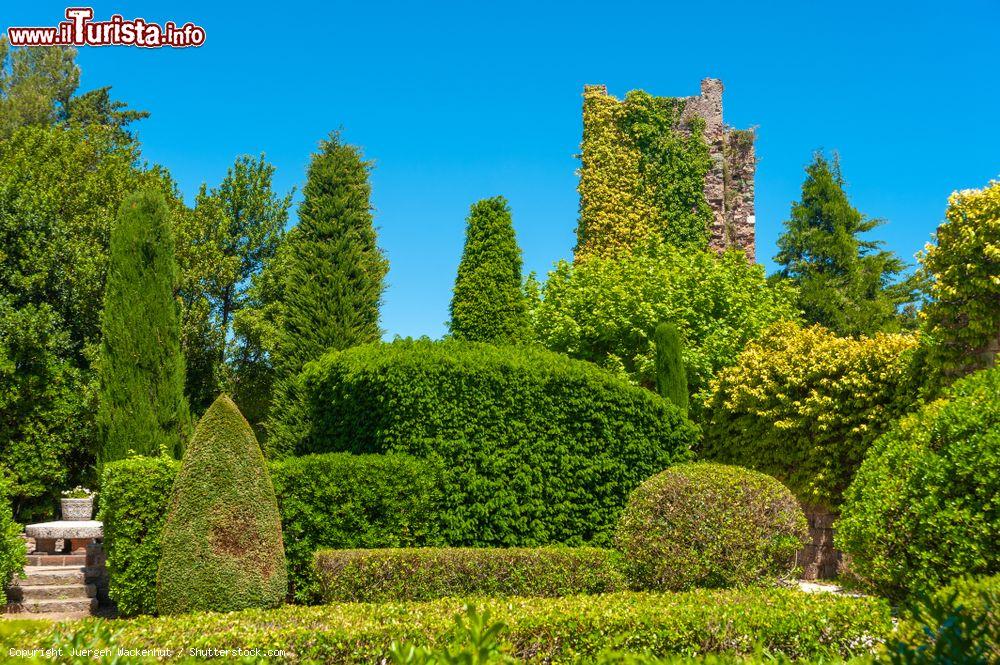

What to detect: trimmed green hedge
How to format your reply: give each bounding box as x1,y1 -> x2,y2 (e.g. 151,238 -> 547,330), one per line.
29,589 -> 891,662
271,453 -> 443,603
270,339 -> 697,546
99,451 -> 442,612
616,463 -> 807,591
98,456 -> 179,617
314,547 -> 623,602
838,366 -> 1000,599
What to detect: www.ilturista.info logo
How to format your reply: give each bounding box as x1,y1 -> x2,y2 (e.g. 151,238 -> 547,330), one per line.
7,7 -> 205,48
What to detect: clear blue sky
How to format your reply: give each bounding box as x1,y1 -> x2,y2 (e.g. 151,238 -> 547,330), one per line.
7,1 -> 999,339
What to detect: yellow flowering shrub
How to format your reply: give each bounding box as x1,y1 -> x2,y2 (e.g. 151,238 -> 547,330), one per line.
920,178 -> 1000,378
700,321 -> 921,508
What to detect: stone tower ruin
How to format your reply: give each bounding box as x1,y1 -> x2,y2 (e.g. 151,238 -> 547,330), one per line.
577,78 -> 757,261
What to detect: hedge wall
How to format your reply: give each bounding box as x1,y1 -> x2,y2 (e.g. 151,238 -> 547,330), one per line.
700,321 -> 920,508
271,453 -> 443,603
314,547 -> 623,603
271,339 -> 697,546
98,456 -> 179,617
100,452 -> 442,612
30,588 -> 891,662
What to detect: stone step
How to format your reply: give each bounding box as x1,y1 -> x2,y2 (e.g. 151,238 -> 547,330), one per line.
10,583 -> 96,601
21,566 -> 88,585
25,553 -> 86,567
7,597 -> 98,614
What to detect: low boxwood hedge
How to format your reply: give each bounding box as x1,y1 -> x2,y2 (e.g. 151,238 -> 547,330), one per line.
269,338 -> 697,547
28,588 -> 892,662
314,546 -> 624,602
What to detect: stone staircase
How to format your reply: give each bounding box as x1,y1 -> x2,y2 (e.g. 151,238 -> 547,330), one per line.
7,565 -> 99,614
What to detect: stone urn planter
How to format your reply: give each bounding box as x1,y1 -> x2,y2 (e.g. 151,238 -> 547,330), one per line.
61,497 -> 94,521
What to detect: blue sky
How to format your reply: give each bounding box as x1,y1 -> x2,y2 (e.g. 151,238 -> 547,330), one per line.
6,1 -> 999,338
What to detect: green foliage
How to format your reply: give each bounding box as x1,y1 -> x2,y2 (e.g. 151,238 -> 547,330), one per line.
267,133 -> 388,452
449,197 -> 528,344
888,575 -> 998,665
774,153 -> 917,336
0,302 -> 93,519
98,456 -> 180,617
531,245 -> 799,414
576,87 -> 713,257
270,452 -> 443,604
97,189 -> 190,466
701,321 -> 921,508
17,589 -> 891,662
157,395 -> 286,614
616,463 -> 807,591
0,124 -> 166,516
653,323 -> 689,417
315,547 -> 624,603
276,338 -> 696,546
918,178 -> 1000,379
0,475 -> 25,590
0,38 -> 145,141
175,154 -> 292,416
390,605 -> 514,665
837,367 -> 1000,600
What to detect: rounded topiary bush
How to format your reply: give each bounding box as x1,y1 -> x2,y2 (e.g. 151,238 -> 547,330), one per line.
838,366 -> 1000,600
616,462 -> 808,591
0,474 -> 25,591
269,338 -> 697,547
157,394 -> 286,614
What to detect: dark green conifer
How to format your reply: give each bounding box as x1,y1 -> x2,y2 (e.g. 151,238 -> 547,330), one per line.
97,189 -> 189,465
654,322 -> 688,417
775,153 -> 916,336
157,394 -> 286,614
266,133 -> 387,454
449,196 -> 528,343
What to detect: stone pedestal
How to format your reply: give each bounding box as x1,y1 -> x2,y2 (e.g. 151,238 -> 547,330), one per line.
24,521 -> 103,566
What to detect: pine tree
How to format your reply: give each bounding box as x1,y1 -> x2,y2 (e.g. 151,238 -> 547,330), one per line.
266,134 -> 387,454
653,322 -> 688,417
449,196 -> 528,343
97,189 -> 189,465
156,394 -> 286,614
775,153 -> 915,336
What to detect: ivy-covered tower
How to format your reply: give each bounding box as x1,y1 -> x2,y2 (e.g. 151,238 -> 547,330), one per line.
576,78 -> 756,261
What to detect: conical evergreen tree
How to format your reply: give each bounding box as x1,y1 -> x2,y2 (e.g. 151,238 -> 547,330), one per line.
449,196 -> 528,343
266,133 -> 387,455
775,153 -> 915,336
97,189 -> 189,466
654,322 -> 688,417
272,133 -> 387,377
157,394 -> 286,614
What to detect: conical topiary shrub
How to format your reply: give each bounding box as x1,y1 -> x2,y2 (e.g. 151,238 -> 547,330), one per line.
156,394 -> 286,614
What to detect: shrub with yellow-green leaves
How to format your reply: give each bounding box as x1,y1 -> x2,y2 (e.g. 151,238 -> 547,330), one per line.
700,321 -> 921,508
919,178 -> 1000,379
576,86 -> 713,258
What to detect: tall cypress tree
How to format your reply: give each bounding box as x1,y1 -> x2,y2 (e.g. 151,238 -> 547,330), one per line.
267,134 -> 387,454
775,153 -> 916,336
449,196 -> 528,343
97,188 -> 189,466
653,322 -> 688,417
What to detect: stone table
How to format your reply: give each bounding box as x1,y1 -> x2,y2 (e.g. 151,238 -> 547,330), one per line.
25,520 -> 103,555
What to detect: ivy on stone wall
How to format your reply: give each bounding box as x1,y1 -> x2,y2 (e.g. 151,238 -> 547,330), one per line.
575,87 -> 713,259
